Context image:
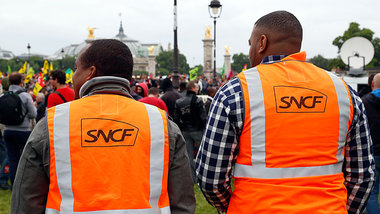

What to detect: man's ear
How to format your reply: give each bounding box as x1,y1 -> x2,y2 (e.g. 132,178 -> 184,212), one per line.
87,65 -> 97,80
258,35 -> 268,54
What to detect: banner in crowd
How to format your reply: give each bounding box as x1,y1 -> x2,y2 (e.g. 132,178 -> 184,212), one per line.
189,67 -> 199,81
42,60 -> 49,75
18,61 -> 27,74
24,67 -> 35,84
33,73 -> 45,96
66,68 -> 73,84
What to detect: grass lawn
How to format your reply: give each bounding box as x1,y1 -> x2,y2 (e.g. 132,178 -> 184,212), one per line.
0,189 -> 11,214
0,185 -> 216,214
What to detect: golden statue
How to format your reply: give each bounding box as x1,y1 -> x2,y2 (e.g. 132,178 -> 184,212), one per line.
205,26 -> 212,39
224,46 -> 231,55
87,27 -> 97,39
148,46 -> 155,55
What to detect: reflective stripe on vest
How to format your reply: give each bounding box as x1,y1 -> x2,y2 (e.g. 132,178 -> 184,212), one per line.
46,95 -> 170,213
46,206 -> 171,214
234,66 -> 353,179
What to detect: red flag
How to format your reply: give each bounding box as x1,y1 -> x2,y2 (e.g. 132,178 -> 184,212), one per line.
37,73 -> 45,87
227,69 -> 233,80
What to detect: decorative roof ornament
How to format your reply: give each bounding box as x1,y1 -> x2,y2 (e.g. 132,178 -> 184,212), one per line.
115,21 -> 127,39
87,27 -> 97,39
224,46 -> 231,55
205,26 -> 212,39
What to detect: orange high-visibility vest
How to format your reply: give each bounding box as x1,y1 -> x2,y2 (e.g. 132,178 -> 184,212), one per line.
46,94 -> 170,214
229,52 -> 353,214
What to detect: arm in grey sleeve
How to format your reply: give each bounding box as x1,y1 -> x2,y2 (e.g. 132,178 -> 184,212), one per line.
167,120 -> 196,214
24,93 -> 37,118
11,118 -> 50,214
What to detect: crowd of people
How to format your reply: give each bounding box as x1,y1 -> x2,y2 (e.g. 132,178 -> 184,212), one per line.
0,10 -> 378,214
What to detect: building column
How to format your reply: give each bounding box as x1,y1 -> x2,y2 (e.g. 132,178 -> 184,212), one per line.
203,38 -> 213,80
224,54 -> 231,77
148,55 -> 156,78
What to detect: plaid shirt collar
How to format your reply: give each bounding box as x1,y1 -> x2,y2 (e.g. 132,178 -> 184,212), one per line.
261,55 -> 288,64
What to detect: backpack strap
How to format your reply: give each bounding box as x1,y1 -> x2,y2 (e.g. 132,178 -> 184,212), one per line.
54,91 -> 67,103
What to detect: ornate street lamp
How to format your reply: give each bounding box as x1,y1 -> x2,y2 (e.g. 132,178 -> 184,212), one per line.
61,48 -> 65,69
172,0 -> 179,88
208,0 -> 222,86
27,43 -> 31,59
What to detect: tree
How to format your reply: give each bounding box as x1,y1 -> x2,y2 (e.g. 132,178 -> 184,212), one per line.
156,51 -> 190,74
309,55 -> 329,70
231,53 -> 250,72
53,55 -> 76,70
332,22 -> 380,68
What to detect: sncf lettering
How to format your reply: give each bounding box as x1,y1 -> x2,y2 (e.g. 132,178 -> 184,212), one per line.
81,118 -> 139,147
85,129 -> 135,143
279,96 -> 324,109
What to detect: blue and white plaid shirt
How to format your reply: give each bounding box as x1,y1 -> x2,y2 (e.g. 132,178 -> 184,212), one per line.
195,55 -> 375,214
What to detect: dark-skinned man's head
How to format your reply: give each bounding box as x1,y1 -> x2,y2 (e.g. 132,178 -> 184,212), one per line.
73,39 -> 133,99
249,11 -> 303,67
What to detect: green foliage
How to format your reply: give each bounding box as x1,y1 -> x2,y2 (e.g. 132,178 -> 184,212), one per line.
53,55 -> 76,70
333,22 -> 380,67
156,51 -> 190,74
333,23 -> 374,50
309,55 -> 330,70
327,58 -> 346,71
133,70 -> 149,76
157,67 -> 170,76
231,53 -> 250,72
0,56 -> 45,74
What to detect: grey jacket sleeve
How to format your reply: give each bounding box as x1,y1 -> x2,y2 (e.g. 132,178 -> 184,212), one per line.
11,118 -> 50,214
22,92 -> 37,119
167,120 -> 196,214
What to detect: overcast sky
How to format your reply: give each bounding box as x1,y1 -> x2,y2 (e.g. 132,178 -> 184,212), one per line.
1,0 -> 379,67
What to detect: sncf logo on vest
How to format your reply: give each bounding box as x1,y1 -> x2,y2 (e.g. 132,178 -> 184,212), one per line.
81,118 -> 139,147
274,86 -> 327,113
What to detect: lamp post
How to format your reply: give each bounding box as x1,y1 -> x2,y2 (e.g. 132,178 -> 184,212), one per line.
27,43 -> 31,59
208,0 -> 222,86
61,48 -> 65,69
172,0 -> 179,88
27,43 -> 31,75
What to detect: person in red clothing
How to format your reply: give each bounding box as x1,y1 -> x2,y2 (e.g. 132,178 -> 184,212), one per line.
47,70 -> 75,108
134,82 -> 148,98
139,87 -> 169,115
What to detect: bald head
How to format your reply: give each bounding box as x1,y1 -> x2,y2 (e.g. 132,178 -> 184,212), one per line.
249,11 -> 303,67
372,73 -> 380,90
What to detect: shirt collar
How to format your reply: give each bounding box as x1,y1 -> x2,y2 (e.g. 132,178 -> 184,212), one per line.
261,51 -> 307,64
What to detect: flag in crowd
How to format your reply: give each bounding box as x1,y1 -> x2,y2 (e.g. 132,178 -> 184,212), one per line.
24,67 -> 35,84
226,69 -> 233,80
18,61 -> 27,74
189,67 -> 199,81
7,65 -> 11,74
221,63 -> 225,78
42,60 -> 50,75
66,68 -> 73,84
33,72 -> 45,96
242,64 -> 247,72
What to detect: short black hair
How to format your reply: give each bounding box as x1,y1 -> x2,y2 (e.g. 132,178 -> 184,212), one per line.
179,82 -> 187,90
79,39 -> 133,81
9,72 -> 22,85
255,10 -> 303,40
50,70 -> 66,84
